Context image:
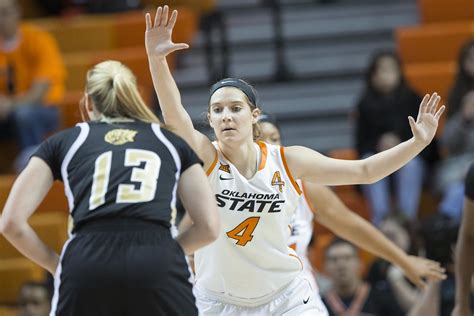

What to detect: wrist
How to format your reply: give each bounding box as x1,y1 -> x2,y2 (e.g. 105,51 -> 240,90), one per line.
410,136 -> 428,149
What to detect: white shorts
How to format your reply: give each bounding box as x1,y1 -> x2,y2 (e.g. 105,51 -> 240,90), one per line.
194,276 -> 329,316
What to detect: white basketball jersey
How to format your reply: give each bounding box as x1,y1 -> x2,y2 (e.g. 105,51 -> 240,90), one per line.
194,141 -> 303,305
288,182 -> 315,259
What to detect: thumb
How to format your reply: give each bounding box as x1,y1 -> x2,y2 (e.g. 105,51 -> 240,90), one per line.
171,42 -> 189,52
408,116 -> 416,131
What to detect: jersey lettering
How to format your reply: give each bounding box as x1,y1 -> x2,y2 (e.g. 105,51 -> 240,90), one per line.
89,149 -> 161,210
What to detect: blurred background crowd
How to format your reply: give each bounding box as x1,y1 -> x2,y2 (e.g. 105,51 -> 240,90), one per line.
0,0 -> 473,315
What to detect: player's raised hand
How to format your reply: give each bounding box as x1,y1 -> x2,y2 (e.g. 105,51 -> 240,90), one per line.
145,6 -> 189,58
409,93 -> 445,146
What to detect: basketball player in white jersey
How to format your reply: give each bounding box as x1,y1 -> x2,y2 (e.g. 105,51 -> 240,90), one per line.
145,6 -> 446,315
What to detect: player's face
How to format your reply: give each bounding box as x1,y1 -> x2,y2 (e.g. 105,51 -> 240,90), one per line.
325,244 -> 360,285
371,56 -> 400,94
259,122 -> 281,145
18,286 -> 51,316
208,87 -> 259,144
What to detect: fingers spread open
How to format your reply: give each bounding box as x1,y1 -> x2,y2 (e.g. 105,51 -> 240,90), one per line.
419,94 -> 430,120
162,5 -> 169,26
168,10 -> 178,29
435,105 -> 446,120
429,95 -> 441,114
154,6 -> 162,27
145,13 -> 152,30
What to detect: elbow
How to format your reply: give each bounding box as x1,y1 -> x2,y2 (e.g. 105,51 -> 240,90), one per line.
0,217 -> 22,239
359,160 -> 374,184
206,216 -> 220,243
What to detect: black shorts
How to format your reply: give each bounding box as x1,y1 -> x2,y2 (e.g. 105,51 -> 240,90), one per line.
51,218 -> 197,316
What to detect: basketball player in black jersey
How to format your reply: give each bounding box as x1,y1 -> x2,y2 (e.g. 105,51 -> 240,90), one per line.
0,60 -> 219,315
452,161 -> 474,316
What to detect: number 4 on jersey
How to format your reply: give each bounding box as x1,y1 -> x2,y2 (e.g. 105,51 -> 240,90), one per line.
226,217 -> 260,246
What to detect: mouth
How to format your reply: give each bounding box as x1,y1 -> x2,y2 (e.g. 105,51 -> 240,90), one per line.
222,127 -> 236,132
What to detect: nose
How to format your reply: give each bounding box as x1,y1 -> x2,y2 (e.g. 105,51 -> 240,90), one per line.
221,107 -> 232,122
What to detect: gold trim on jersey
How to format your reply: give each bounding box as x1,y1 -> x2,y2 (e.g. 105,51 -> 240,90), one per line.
206,152 -> 219,176
279,147 -> 302,195
104,129 -> 137,145
257,141 -> 268,171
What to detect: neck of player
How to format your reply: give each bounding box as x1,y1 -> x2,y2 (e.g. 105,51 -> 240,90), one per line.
219,140 -> 258,179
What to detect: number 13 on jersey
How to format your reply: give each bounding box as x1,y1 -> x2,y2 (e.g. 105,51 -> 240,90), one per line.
226,217 -> 260,246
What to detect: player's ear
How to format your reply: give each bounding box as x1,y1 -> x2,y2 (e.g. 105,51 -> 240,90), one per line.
85,93 -> 94,112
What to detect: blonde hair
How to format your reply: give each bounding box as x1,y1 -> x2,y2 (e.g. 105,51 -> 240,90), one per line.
85,60 -> 159,123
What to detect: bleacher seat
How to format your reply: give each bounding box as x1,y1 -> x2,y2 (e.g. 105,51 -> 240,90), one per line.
397,21 -> 474,64
418,0 -> 474,23
0,258 -> 45,304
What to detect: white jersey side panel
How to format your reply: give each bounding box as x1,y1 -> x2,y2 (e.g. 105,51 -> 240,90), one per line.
288,182 -> 319,293
195,142 -> 303,304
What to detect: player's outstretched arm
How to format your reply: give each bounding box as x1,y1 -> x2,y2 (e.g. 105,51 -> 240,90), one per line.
304,181 -> 446,289
0,158 -> 59,275
286,93 -> 445,186
176,164 -> 220,255
145,6 -> 216,167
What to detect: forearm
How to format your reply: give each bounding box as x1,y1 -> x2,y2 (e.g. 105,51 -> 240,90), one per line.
454,222 -> 474,307
147,56 -> 193,128
321,208 -> 411,269
176,224 -> 215,255
363,137 -> 425,183
2,222 -> 59,275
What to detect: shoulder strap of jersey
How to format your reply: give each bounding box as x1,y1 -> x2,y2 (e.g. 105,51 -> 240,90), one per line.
279,146 -> 302,195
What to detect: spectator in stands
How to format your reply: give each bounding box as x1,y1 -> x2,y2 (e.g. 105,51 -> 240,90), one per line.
366,214 -> 419,314
447,40 -> 474,118
18,281 -> 52,316
354,51 -> 437,225
322,238 -> 404,316
436,90 -> 474,221
0,0 -> 66,171
409,214 -> 474,316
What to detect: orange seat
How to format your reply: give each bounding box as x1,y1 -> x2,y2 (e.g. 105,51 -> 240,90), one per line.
397,22 -> 474,64
418,0 -> 474,23
34,15 -> 116,53
404,62 -> 456,101
0,258 -> 45,304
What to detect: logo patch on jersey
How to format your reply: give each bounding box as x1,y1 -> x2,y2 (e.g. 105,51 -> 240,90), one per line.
219,175 -> 234,181
104,129 -> 138,145
271,171 -> 285,193
219,163 -> 231,173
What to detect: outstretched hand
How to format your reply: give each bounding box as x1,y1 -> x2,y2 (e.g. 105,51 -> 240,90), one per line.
145,6 -> 189,58
409,93 -> 445,146
400,255 -> 446,290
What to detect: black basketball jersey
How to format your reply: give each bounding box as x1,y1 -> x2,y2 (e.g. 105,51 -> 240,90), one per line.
33,120 -> 202,231
466,162 -> 474,201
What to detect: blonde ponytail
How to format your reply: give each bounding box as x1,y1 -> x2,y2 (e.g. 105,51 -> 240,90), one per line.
86,60 -> 159,124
